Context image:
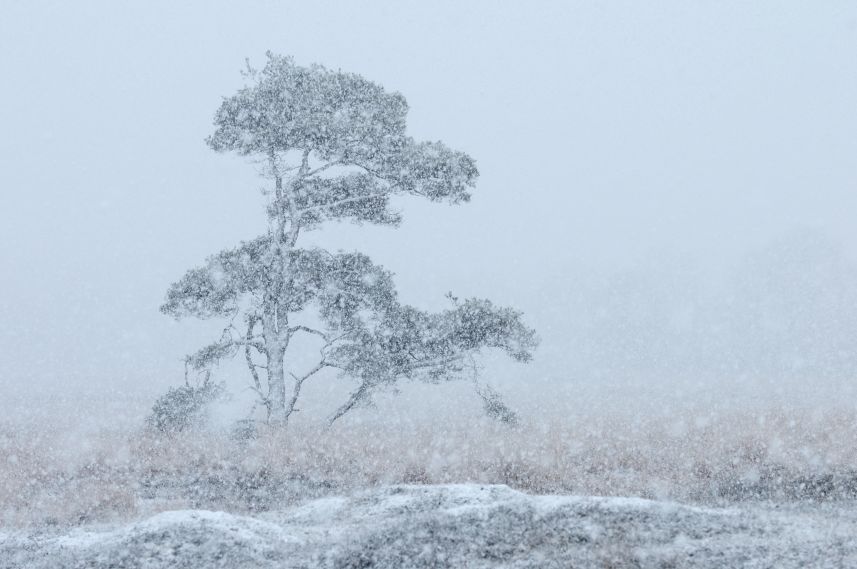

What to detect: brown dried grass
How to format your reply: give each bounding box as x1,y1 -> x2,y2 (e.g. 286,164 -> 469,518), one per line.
2,407 -> 857,528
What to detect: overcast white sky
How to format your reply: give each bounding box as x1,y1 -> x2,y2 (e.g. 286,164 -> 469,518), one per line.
2,2 -> 856,421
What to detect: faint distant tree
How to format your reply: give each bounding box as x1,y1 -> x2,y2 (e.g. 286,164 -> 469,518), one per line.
725,228 -> 857,377
161,53 -> 537,426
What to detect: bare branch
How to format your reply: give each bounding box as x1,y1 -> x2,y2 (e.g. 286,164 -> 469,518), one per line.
299,148 -> 312,175
288,325 -> 329,342
244,315 -> 264,398
284,360 -> 331,423
282,150 -> 309,248
232,338 -> 266,351
327,382 -> 369,427
318,331 -> 354,363
247,384 -> 272,421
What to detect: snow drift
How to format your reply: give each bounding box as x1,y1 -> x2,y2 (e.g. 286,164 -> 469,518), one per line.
4,484 -> 857,568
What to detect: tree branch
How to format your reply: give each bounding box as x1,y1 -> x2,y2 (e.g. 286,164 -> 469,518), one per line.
304,160 -> 343,178
281,149 -> 309,249
244,315 -> 265,401
407,355 -> 464,371
283,360 -> 331,423
247,384 -> 272,421
327,381 -> 369,427
295,191 -> 392,214
318,332 -> 353,362
288,325 -> 329,342
350,162 -> 415,194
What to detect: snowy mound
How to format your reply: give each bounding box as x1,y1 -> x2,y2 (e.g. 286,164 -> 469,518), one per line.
0,510 -> 294,569
4,485 -> 857,568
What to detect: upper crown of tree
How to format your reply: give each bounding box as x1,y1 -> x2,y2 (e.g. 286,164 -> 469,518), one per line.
207,53 -> 477,230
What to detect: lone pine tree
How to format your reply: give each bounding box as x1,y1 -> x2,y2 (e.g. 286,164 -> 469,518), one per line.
162,53 -> 537,426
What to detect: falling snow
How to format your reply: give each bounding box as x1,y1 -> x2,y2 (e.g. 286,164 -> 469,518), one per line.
3,4 -> 857,568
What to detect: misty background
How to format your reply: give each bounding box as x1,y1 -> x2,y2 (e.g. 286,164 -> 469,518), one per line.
2,1 -> 856,426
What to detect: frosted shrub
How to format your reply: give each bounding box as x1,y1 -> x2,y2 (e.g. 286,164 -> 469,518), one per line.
146,382 -> 225,435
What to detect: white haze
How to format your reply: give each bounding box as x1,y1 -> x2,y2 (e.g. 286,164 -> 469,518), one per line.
2,1 -> 857,427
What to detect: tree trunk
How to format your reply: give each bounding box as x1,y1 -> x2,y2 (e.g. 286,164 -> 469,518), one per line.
263,159 -> 302,426
283,376 -> 303,425
266,343 -> 287,423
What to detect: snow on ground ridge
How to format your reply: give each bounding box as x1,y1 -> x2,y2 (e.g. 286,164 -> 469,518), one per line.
3,484 -> 857,568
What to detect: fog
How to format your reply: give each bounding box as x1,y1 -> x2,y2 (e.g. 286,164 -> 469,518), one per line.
2,1 -> 857,425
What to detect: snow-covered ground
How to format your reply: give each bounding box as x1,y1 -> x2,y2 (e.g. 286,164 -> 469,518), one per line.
3,484 -> 857,568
